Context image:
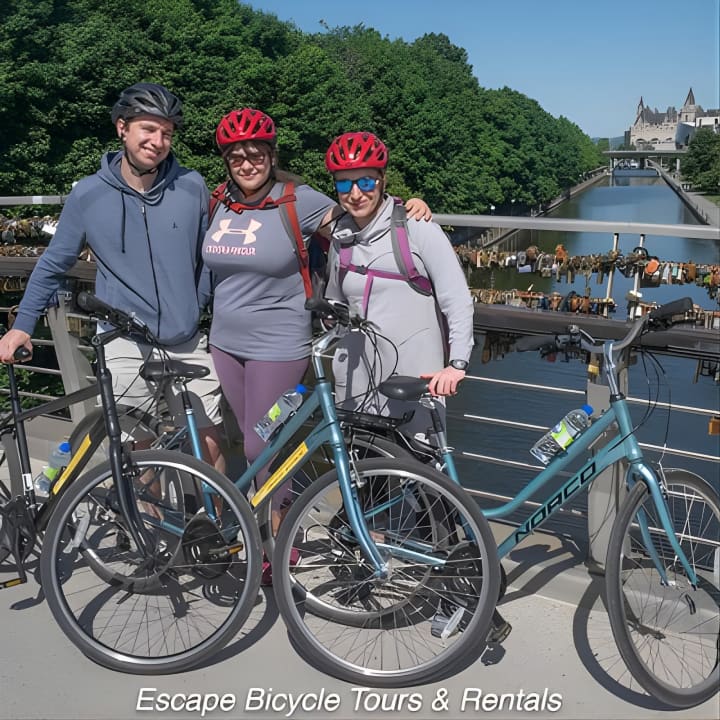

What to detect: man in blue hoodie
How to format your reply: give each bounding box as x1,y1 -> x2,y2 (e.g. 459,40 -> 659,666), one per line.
0,83 -> 223,468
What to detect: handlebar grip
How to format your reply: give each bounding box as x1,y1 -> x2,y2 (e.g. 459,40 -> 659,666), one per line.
648,297 -> 693,323
13,347 -> 31,362
305,297 -> 351,326
515,335 -> 558,352
77,291 -> 113,316
305,297 -> 337,316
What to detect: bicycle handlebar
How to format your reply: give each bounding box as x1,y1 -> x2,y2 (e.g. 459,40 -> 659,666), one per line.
77,291 -> 157,344
515,296 -> 695,357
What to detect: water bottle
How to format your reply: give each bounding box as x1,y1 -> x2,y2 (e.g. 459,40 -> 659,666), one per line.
530,404 -> 594,465
254,385 -> 307,441
34,441 -> 72,498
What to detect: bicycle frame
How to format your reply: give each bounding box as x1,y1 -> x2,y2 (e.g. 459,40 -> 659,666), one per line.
1,328 -> 155,586
146,326 -> 454,576
435,348 -> 699,587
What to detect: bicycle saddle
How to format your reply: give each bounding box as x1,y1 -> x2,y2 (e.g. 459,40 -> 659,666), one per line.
139,360 -> 211,382
378,376 -> 430,401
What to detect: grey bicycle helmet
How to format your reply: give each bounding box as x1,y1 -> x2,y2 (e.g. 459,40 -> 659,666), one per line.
111,83 -> 184,129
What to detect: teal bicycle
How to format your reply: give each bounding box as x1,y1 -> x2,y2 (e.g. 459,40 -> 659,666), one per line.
347,296 -> 718,707
59,292 -> 501,687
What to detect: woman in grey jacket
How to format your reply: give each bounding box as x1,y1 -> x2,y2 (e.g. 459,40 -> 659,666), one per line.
324,132 -> 475,440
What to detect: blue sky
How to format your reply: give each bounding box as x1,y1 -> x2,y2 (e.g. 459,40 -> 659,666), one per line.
242,0 -> 719,139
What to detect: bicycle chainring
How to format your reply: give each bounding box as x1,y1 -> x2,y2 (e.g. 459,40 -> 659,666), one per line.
182,514 -> 230,580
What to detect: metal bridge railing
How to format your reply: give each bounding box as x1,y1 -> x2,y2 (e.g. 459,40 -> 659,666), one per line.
1,213 -> 718,571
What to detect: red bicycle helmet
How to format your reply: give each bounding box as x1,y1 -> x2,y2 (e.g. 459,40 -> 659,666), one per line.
215,108 -> 276,149
325,132 -> 388,172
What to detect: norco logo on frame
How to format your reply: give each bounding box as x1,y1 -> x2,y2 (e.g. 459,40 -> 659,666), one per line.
514,462 -> 596,543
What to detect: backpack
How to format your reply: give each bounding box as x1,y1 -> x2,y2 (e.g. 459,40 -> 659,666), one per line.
338,199 -> 433,316
338,200 -> 450,361
208,180 -> 328,299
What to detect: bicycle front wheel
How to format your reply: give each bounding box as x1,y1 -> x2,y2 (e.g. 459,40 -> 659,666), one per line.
606,469 -> 720,708
273,458 -> 500,687
39,449 -> 262,674
256,432 -> 411,559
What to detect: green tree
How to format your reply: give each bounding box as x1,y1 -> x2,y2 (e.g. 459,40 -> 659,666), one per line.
682,128 -> 720,193
0,0 -> 604,213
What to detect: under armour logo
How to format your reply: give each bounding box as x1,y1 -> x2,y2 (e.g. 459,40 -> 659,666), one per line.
212,218 -> 261,244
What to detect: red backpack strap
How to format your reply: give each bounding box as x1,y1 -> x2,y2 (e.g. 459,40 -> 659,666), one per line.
277,181 -> 313,299
390,200 -> 433,296
209,181 -> 228,224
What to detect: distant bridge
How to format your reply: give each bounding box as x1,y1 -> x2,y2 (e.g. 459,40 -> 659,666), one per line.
603,148 -> 687,171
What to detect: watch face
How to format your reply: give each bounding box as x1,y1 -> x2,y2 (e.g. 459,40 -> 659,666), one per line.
450,359 -> 468,371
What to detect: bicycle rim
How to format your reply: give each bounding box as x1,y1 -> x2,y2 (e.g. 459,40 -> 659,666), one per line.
606,471 -> 720,707
39,449 -> 262,674
273,458 -> 500,686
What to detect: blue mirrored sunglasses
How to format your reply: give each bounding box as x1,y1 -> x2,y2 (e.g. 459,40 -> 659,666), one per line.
334,176 -> 379,193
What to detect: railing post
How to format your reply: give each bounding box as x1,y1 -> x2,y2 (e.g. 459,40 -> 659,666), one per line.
45,289 -> 96,424
585,355 -> 628,573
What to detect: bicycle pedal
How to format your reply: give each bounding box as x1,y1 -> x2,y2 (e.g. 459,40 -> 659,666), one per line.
486,610 -> 512,644
116,530 -> 131,552
0,577 -> 27,590
431,605 -> 465,639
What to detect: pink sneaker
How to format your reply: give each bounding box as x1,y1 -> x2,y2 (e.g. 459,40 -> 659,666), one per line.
260,548 -> 301,587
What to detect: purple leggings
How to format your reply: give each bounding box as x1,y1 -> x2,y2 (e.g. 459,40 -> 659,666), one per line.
211,346 -> 309,510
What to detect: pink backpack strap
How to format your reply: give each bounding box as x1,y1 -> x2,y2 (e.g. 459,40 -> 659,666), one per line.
337,199 -> 433,315
390,201 -> 433,296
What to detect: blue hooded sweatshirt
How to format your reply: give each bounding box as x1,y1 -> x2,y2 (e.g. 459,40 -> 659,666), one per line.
13,151 -> 211,346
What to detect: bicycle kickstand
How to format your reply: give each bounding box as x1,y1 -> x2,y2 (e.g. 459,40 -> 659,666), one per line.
0,498 -> 36,589
486,608 -> 512,645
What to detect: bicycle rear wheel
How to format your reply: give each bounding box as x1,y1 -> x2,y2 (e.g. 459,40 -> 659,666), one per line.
273,457 -> 500,687
68,405 -> 163,471
0,469 -> 10,564
39,449 -> 262,674
606,469 -> 720,708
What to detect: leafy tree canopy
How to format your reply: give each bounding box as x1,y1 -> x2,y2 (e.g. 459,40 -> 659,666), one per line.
682,129 -> 720,194
0,0 -> 604,212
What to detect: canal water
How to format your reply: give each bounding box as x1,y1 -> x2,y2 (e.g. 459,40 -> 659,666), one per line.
448,175 -> 719,532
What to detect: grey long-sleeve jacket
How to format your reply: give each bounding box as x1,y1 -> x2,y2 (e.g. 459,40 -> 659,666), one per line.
325,195 -> 474,436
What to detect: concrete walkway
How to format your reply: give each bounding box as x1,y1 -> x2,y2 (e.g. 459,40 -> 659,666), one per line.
1,515 -> 718,720
651,163 -> 720,228
685,190 -> 720,228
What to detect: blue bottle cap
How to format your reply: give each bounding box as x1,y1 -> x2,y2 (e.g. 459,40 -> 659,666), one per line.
581,404 -> 594,416
295,384 -> 307,394
59,441 -> 71,452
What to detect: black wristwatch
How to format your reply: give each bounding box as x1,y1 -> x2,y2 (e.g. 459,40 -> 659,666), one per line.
449,359 -> 468,371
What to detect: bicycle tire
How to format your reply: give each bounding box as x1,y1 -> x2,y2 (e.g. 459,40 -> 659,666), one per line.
68,404 -> 163,471
39,449 -> 263,674
273,457 -> 500,687
606,469 -> 720,708
0,465 -> 10,564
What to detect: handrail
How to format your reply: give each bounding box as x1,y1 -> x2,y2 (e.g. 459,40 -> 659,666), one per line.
434,214 -> 719,239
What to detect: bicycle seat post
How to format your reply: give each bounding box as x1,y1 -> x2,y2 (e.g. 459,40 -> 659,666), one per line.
91,331 -> 152,555
420,396 -> 449,450
175,376 -> 203,459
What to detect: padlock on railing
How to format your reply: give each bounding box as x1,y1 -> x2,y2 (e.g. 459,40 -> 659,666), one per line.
708,416 -> 720,436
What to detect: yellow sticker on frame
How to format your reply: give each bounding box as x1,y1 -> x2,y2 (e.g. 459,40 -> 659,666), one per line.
251,442 -> 308,508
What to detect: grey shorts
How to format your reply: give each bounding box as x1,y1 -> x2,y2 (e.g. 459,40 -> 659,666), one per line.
105,333 -> 222,428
